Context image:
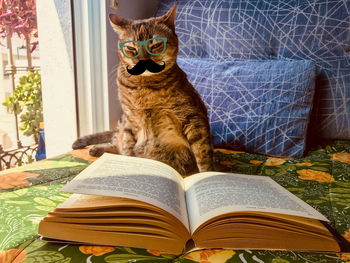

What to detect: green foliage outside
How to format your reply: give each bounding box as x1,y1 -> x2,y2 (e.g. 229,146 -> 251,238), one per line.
2,71 -> 43,143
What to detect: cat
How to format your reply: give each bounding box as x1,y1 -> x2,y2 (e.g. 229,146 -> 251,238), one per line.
72,5 -> 214,176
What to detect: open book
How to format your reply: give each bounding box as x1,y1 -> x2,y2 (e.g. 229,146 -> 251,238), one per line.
38,153 -> 341,254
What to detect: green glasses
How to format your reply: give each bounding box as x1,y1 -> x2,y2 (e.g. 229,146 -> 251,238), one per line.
119,37 -> 167,59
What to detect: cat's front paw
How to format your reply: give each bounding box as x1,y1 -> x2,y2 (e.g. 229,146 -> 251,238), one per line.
89,146 -> 105,157
72,138 -> 88,149
198,162 -> 215,173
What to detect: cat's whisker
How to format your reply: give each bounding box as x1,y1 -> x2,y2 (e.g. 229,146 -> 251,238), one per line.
109,65 -> 119,78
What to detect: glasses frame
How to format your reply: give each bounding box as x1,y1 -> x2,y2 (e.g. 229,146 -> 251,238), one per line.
119,37 -> 167,59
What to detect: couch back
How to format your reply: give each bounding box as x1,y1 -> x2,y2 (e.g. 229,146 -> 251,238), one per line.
157,0 -> 350,141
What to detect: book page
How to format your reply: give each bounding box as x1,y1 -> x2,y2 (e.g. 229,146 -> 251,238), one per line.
184,172 -> 328,233
61,153 -> 189,230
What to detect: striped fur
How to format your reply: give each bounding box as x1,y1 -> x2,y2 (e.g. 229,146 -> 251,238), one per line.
72,5 -> 214,175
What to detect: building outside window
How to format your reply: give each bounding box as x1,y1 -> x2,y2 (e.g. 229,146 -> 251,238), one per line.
0,0 -> 42,169
0,39 -> 40,150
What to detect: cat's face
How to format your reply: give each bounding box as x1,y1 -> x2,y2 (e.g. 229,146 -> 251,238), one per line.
109,5 -> 178,76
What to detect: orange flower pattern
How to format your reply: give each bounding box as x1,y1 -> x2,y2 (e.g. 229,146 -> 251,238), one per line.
70,147 -> 99,162
297,169 -> 334,183
250,160 -> 264,164
0,172 -> 39,189
343,229 -> 350,242
186,249 -> 235,263
295,162 -> 312,166
147,249 -> 161,256
215,149 -> 245,154
79,245 -> 115,256
264,157 -> 287,166
337,253 -> 350,263
0,249 -> 26,263
329,153 -> 350,164
220,161 -> 236,166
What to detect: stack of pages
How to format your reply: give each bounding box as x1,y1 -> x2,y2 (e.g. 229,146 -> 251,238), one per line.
39,154 -> 341,254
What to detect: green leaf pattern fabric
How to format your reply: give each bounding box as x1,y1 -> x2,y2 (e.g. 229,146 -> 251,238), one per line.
0,142 -> 349,262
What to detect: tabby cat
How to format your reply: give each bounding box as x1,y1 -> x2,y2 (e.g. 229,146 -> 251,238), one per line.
72,5 -> 214,175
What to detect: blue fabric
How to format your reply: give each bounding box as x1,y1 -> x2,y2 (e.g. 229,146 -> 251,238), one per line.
177,58 -> 316,157
35,128 -> 46,161
157,0 -> 350,140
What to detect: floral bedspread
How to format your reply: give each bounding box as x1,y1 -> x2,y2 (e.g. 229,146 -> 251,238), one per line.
0,141 -> 350,263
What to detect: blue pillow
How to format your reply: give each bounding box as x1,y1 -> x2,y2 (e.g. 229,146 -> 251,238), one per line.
177,58 -> 316,157
158,0 -> 350,141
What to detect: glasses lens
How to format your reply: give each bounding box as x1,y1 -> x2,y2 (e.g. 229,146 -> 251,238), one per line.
146,38 -> 166,55
121,41 -> 140,58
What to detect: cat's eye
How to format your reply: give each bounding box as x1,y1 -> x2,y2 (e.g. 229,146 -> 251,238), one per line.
146,38 -> 167,55
119,37 -> 167,58
125,46 -> 136,52
150,42 -> 163,50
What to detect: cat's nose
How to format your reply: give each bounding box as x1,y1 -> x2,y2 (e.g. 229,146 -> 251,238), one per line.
139,49 -> 150,60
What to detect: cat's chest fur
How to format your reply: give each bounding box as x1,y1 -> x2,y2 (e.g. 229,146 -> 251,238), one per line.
120,85 -> 190,155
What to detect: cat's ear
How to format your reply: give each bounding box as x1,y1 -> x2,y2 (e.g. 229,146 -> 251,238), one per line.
159,4 -> 177,32
109,14 -> 130,34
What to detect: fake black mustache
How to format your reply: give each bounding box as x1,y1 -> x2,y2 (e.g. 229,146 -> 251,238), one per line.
126,59 -> 166,75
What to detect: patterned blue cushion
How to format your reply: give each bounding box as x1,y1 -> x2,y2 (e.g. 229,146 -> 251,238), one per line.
157,0 -> 350,140
177,58 -> 316,157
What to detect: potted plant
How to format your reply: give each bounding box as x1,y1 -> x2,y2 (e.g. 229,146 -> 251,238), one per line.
2,71 -> 43,143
